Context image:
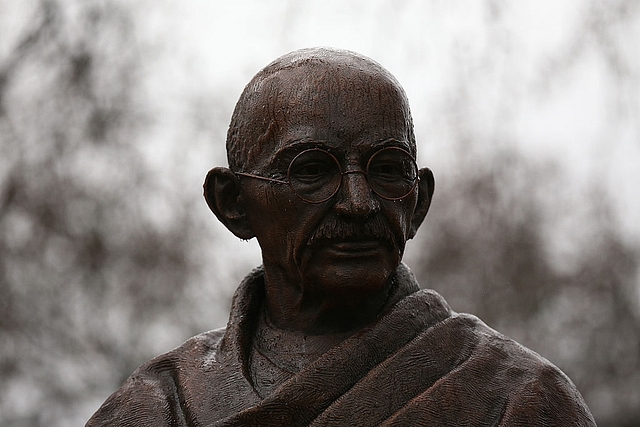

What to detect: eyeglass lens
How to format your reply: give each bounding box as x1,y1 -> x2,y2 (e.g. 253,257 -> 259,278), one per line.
287,147 -> 418,203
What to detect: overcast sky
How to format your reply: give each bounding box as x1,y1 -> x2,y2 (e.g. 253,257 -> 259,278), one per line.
133,0 -> 640,240
2,0 -> 638,239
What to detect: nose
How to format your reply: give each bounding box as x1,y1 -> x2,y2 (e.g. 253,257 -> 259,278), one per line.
334,171 -> 380,217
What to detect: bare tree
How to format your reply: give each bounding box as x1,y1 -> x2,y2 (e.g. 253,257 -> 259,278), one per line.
0,1 -> 225,425
410,2 -> 640,426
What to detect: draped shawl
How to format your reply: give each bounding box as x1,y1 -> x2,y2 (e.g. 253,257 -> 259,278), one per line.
87,264 -> 595,426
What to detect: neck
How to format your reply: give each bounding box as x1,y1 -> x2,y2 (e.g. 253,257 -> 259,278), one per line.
261,262 -> 397,335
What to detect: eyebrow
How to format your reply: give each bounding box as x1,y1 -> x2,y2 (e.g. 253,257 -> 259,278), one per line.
273,138 -> 329,157
263,140 -> 320,173
369,138 -> 411,150
267,138 -> 414,172
276,137 -> 410,155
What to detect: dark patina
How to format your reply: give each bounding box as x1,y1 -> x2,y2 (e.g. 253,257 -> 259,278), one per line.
87,48 -> 596,426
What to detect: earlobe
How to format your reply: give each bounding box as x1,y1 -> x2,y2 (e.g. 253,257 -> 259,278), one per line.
203,167 -> 255,240
408,167 -> 435,239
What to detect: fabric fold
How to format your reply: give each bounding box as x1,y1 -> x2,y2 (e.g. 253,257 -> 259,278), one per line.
87,264 -> 596,427
213,265 -> 451,426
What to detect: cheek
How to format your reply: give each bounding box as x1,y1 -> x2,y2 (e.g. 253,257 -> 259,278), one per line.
386,198 -> 417,240
245,190 -> 289,244
248,191 -> 319,259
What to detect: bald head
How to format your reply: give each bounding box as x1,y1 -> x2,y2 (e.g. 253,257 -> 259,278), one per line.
226,48 -> 416,172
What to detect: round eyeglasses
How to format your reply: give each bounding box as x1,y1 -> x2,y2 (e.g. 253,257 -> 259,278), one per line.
235,146 -> 419,204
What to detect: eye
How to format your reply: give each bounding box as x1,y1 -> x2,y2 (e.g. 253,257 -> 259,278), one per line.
368,149 -> 417,182
369,160 -> 405,180
292,162 -> 332,181
289,150 -> 339,184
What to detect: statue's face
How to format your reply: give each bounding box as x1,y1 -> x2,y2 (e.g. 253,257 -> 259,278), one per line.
240,65 -> 418,298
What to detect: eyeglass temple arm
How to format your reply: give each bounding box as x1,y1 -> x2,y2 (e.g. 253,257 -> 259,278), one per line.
235,172 -> 288,185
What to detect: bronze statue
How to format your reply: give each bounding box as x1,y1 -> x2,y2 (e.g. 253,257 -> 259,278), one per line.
87,48 -> 596,426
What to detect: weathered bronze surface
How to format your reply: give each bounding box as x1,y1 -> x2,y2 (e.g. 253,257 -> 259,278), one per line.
86,48 -> 596,426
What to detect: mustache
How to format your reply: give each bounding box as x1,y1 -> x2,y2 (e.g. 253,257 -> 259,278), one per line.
307,216 -> 396,247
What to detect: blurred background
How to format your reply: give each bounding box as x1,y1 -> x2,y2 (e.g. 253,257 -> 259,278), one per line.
1,0 -> 639,425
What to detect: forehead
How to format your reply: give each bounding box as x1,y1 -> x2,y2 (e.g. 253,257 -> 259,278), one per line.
251,63 -> 414,168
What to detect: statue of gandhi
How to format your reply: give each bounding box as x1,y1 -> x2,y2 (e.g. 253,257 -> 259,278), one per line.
87,47 -> 596,426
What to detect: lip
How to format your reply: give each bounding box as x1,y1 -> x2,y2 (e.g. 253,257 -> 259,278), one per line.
321,240 -> 384,257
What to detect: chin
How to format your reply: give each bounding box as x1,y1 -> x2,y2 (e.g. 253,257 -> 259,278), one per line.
305,257 -> 398,297
297,238 -> 403,296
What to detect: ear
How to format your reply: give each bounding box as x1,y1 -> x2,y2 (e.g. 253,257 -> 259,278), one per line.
203,167 -> 255,240
408,167 -> 435,239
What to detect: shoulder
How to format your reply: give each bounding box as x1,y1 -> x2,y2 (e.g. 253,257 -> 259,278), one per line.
86,328 -> 227,427
445,313 -> 596,425
402,288 -> 578,395
445,312 -> 575,387
134,327 -> 227,379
